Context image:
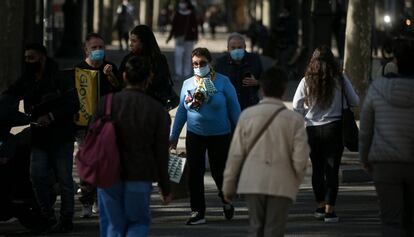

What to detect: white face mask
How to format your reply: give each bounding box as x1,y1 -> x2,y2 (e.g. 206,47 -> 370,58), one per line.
193,65 -> 210,77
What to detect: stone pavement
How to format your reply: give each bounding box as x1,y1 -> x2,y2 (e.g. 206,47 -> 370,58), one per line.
1,31 -> 381,236
0,174 -> 380,237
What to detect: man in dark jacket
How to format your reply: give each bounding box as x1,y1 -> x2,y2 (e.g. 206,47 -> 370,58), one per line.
214,32 -> 263,110
3,43 -> 79,233
74,32 -> 121,218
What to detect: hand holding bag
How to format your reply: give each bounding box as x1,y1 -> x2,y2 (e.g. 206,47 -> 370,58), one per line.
168,150 -> 189,200
341,77 -> 359,152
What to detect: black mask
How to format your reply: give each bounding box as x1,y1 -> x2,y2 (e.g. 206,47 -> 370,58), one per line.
24,61 -> 41,74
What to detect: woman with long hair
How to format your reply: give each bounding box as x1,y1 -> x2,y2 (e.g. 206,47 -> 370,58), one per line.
120,24 -> 177,110
293,45 -> 359,222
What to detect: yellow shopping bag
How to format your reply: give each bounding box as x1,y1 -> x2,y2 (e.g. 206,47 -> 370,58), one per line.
74,68 -> 100,126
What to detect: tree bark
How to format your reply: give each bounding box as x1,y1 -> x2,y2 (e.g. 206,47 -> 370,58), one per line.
343,0 -> 374,114
0,0 -> 25,91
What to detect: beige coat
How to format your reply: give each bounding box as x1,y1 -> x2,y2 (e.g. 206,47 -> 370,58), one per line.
223,98 -> 310,201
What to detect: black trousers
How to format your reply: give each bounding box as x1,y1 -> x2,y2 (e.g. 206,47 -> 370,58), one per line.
306,121 -> 344,206
373,163 -> 414,237
185,131 -> 231,214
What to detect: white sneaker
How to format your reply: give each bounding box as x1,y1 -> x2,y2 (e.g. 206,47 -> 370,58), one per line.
81,205 -> 92,218
92,202 -> 99,214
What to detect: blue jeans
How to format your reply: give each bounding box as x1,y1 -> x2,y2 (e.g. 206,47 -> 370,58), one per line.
30,142 -> 75,221
98,181 -> 152,237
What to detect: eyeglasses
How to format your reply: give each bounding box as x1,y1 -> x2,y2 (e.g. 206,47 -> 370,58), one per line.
192,60 -> 208,68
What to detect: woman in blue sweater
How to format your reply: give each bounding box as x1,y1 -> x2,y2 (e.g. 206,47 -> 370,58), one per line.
170,47 -> 241,225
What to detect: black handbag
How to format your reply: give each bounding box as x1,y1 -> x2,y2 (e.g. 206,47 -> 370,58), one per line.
341,77 -> 359,152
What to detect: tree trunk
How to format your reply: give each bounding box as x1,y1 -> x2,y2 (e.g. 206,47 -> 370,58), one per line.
0,0 -> 25,91
343,0 -> 374,116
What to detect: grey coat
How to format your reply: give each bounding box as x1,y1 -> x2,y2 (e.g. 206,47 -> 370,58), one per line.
359,76 -> 414,164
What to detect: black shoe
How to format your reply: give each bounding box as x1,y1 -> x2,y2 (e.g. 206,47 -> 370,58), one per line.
314,207 -> 325,220
324,212 -> 339,223
223,204 -> 235,220
186,212 -> 206,225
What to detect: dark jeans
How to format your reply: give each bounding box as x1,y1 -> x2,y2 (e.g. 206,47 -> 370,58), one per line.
30,142 -> 75,221
186,131 -> 231,214
306,121 -> 344,206
373,163 -> 414,237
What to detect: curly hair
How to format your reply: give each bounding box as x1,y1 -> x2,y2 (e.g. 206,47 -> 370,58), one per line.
304,46 -> 341,109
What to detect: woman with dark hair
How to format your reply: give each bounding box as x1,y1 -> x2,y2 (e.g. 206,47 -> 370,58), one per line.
170,47 -> 241,225
98,56 -> 171,237
120,25 -> 177,110
293,45 -> 359,223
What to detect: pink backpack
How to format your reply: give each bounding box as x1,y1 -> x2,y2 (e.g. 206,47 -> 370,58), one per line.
76,93 -> 121,188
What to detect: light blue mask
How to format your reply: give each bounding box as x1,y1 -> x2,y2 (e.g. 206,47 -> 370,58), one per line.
90,49 -> 105,61
194,65 -> 210,77
230,48 -> 245,61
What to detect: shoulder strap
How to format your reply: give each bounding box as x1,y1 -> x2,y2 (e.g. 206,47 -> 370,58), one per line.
246,106 -> 286,155
104,93 -> 113,116
341,76 -> 350,110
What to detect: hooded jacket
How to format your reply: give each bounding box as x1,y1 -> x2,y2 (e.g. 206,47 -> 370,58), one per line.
359,76 -> 414,164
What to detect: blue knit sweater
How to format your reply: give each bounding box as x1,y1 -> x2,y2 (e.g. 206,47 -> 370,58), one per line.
170,73 -> 241,140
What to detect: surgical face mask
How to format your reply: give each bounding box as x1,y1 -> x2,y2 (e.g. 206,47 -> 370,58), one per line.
90,49 -> 105,61
194,65 -> 210,77
230,48 -> 245,61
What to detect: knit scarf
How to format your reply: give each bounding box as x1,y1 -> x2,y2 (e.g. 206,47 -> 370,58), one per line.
185,70 -> 217,111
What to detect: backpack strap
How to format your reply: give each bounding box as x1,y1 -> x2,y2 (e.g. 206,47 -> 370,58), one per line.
104,93 -> 113,116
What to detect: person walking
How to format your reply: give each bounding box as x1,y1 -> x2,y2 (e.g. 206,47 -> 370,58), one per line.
170,47 -> 241,225
214,32 -> 262,110
119,25 -> 178,110
292,45 -> 359,223
74,32 -> 122,218
223,66 -> 310,237
97,56 -> 172,237
115,0 -> 135,51
166,0 -> 198,80
3,43 -> 80,233
359,38 -> 414,237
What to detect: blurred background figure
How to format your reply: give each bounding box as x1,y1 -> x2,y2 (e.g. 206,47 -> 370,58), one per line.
158,5 -> 170,35
206,5 -> 219,39
166,0 -> 198,81
115,0 -> 135,51
246,17 -> 269,54
195,0 -> 206,35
